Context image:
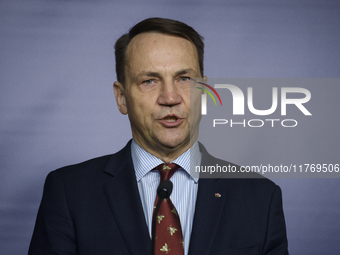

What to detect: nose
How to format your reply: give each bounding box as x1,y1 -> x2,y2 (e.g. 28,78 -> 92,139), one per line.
157,79 -> 182,107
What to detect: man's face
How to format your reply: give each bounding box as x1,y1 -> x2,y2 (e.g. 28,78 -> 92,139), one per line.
114,32 -> 203,160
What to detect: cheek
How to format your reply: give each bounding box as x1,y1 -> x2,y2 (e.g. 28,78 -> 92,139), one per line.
125,86 -> 159,119
127,97 -> 154,121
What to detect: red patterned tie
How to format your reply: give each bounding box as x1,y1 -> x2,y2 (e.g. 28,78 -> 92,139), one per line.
153,163 -> 184,255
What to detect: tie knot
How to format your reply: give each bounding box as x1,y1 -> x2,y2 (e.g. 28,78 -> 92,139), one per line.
155,163 -> 180,182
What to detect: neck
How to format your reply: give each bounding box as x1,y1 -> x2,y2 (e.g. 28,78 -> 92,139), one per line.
134,139 -> 196,163
152,146 -> 189,163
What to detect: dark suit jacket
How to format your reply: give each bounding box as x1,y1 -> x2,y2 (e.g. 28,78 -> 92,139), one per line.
29,140 -> 288,255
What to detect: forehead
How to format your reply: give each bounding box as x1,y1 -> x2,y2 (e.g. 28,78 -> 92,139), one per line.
125,32 -> 199,76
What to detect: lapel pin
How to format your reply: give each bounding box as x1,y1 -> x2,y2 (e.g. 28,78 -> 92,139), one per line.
215,193 -> 221,198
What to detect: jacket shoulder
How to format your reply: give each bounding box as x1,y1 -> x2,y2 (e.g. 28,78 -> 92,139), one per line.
48,140 -> 132,180
198,142 -> 277,190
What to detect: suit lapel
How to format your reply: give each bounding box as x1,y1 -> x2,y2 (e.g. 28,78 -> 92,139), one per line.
101,141 -> 231,254
188,144 -> 230,255
188,178 -> 229,255
102,141 -> 151,255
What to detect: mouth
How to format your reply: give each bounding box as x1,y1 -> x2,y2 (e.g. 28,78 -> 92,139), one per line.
163,116 -> 179,122
159,114 -> 183,127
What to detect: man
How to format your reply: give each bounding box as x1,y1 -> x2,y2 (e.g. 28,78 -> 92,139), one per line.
29,18 -> 288,255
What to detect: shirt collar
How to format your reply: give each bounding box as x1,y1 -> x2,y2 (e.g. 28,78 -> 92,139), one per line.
131,139 -> 201,183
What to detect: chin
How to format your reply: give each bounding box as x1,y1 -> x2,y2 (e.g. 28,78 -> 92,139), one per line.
153,128 -> 190,149
158,136 -> 189,150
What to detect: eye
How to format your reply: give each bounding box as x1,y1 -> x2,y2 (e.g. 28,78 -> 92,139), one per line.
143,79 -> 154,85
179,77 -> 190,82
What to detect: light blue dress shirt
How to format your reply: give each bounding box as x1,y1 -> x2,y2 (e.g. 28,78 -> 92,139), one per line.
131,140 -> 201,255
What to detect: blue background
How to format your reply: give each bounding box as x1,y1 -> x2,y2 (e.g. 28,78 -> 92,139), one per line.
1,0 -> 339,254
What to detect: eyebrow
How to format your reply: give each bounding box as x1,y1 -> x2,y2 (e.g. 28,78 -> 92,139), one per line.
175,69 -> 197,76
136,69 -> 198,79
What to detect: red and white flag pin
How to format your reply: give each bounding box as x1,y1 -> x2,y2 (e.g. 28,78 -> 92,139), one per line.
215,193 -> 221,198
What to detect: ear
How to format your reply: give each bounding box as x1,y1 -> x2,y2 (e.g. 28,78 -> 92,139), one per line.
202,75 -> 208,94
202,76 -> 208,105
113,81 -> 128,115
